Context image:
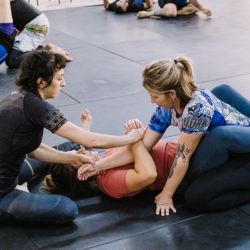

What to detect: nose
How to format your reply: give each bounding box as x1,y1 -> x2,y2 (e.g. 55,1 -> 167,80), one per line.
61,79 -> 66,87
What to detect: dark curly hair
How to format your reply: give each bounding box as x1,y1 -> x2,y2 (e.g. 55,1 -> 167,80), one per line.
42,163 -> 99,199
15,50 -> 66,98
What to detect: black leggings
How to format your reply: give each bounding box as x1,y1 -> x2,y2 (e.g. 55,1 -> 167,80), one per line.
185,156 -> 250,212
5,48 -> 28,68
185,85 -> 250,212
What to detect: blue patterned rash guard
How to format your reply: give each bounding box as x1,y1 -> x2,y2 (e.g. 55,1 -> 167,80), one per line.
148,88 -> 250,135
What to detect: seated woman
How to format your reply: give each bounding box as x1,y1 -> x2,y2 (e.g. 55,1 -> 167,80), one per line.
0,50 -> 144,225
0,0 -> 16,65
42,96 -> 250,215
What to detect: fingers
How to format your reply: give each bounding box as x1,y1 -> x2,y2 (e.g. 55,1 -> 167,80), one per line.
155,203 -> 176,216
82,155 -> 96,166
77,148 -> 86,154
124,119 -> 144,131
66,56 -> 73,62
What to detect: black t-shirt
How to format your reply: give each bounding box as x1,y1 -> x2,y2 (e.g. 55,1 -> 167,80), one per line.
11,0 -> 42,31
0,91 -> 67,197
108,0 -> 144,12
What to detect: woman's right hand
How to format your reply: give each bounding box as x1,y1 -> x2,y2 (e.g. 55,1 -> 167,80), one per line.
127,128 -> 145,144
124,118 -> 145,135
70,150 -> 97,169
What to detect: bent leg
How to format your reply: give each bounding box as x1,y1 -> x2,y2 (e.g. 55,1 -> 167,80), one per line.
137,3 -> 177,19
0,0 -> 12,23
177,3 -> 199,15
6,13 -> 49,68
187,126 -> 250,182
185,157 -> 250,212
18,141 -> 80,184
0,190 -> 78,224
212,84 -> 250,118
5,48 -> 28,68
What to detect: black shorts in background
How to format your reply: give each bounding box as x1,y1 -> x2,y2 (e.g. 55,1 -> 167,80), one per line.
158,0 -> 190,10
108,0 -> 144,12
0,29 -> 17,53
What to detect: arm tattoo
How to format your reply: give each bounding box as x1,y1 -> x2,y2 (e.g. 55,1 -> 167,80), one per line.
190,0 -> 203,10
169,142 -> 191,179
153,9 -> 167,16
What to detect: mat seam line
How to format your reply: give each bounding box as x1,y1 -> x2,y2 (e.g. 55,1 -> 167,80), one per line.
19,227 -> 38,250
83,214 -> 205,250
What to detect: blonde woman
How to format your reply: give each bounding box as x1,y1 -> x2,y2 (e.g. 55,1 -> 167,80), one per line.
78,56 -> 250,216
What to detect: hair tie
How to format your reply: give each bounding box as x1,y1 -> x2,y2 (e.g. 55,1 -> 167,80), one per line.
174,60 -> 178,64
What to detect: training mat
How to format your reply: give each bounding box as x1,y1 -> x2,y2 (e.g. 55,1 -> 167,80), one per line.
1,0 -> 250,249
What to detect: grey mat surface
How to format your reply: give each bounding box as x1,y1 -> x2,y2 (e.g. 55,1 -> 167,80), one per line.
1,0 -> 250,249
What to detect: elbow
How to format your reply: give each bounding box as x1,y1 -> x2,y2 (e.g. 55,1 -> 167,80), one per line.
143,170 -> 157,186
148,2 -> 153,9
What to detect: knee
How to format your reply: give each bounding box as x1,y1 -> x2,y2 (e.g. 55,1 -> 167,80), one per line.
166,10 -> 177,17
5,53 -> 19,68
211,84 -> 231,99
54,195 -> 78,224
185,188 -> 207,213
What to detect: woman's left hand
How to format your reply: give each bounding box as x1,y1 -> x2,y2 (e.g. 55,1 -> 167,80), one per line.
155,192 -> 176,216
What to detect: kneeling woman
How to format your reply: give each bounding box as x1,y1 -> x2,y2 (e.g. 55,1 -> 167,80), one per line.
0,50 -> 144,225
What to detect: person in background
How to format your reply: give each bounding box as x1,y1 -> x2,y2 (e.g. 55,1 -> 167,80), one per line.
137,0 -> 211,19
103,0 -> 153,14
6,0 -> 73,68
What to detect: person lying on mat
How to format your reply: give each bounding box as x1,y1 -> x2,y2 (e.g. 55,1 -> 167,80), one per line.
137,0 -> 211,19
103,0 -> 153,14
0,50 -> 144,225
77,55 -> 250,216
43,96 -> 250,215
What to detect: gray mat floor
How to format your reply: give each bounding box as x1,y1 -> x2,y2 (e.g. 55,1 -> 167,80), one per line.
1,0 -> 250,249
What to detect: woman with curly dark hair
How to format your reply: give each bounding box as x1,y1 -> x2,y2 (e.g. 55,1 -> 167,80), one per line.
0,50 -> 144,225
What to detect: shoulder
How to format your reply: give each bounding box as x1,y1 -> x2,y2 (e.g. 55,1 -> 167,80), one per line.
24,92 -> 52,111
185,89 -> 215,116
182,90 -> 215,134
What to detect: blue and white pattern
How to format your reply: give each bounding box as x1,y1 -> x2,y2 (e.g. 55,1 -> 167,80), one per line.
148,88 -> 250,134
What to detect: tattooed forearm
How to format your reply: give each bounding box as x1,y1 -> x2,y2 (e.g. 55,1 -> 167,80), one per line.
153,9 -> 167,16
190,0 -> 203,10
168,142 -> 191,179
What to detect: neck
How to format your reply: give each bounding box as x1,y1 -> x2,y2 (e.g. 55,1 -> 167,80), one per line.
173,98 -> 183,116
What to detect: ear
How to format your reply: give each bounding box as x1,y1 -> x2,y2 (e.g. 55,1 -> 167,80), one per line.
169,90 -> 177,98
37,78 -> 47,89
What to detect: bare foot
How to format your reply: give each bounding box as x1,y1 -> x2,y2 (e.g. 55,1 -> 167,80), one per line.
81,109 -> 92,131
137,11 -> 150,19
